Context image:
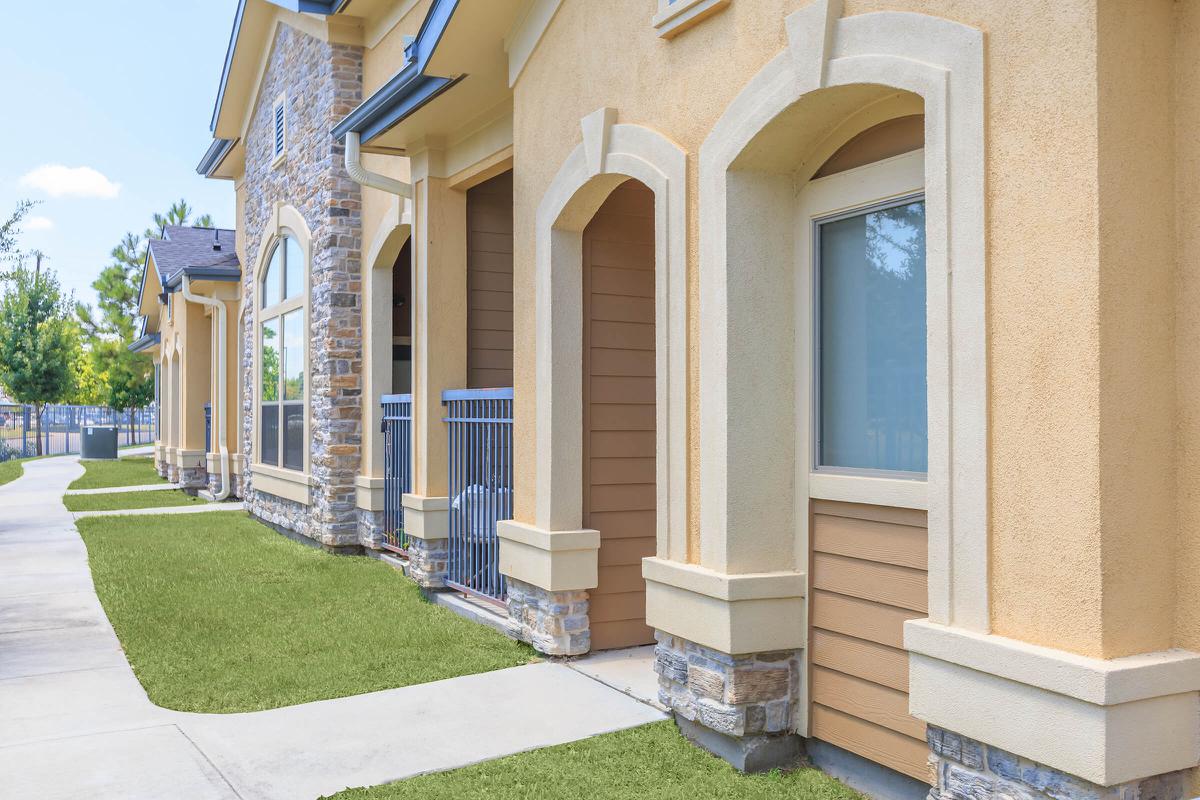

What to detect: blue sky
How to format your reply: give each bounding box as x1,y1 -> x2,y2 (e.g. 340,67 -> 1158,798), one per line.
0,0 -> 240,309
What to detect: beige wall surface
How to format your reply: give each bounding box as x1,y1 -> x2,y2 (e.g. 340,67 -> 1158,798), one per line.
506,0 -> 1186,659
1175,0 -> 1200,655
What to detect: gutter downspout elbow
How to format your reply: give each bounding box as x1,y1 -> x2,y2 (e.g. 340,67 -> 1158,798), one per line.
180,276 -> 231,502
344,131 -> 412,198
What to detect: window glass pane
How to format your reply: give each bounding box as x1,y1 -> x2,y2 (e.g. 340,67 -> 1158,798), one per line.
262,245 -> 282,308
261,405 -> 279,466
282,309 -> 304,401
818,200 -> 927,473
284,236 -> 304,301
282,404 -> 304,471
261,318 -> 280,402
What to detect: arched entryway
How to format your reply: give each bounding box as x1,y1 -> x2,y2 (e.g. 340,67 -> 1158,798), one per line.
581,179 -> 657,650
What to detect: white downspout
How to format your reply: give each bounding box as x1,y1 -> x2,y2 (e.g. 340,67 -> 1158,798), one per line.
181,277 -> 231,501
344,131 -> 412,198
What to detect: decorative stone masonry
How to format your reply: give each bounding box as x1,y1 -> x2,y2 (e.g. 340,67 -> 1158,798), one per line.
177,464 -> 207,490
655,631 -> 799,738
928,728 -> 1189,800
407,536 -> 449,590
504,577 -> 590,656
164,462 -> 180,483
357,508 -> 384,550
237,21 -> 364,550
205,470 -> 241,499
155,458 -> 169,479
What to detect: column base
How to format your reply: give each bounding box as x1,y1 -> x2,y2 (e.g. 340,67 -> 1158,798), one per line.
177,465 -> 208,490
401,494 -> 449,588
654,631 -> 802,772
676,716 -> 802,774
928,727 -> 1189,800
503,576 -> 590,656
357,508 -> 385,550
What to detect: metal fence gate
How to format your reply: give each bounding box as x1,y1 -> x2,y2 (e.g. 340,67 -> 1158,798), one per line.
0,404 -> 155,459
443,388 -> 513,605
381,394 -> 413,554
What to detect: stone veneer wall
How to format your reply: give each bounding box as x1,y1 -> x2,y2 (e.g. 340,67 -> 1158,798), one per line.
928,728 -> 1188,800
177,464 -> 208,491
205,470 -> 241,499
655,632 -> 800,739
504,577 -> 590,655
239,23 -> 363,550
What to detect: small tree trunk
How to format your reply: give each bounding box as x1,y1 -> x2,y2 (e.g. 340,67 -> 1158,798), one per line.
129,408 -> 135,445
33,404 -> 43,457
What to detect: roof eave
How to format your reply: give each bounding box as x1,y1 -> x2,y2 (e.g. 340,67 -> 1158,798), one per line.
197,138 -> 237,177
128,332 -> 161,354
330,0 -> 460,143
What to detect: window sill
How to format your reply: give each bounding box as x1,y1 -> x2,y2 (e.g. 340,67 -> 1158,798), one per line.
652,0 -> 730,39
251,462 -> 311,505
809,471 -> 927,510
271,151 -> 287,169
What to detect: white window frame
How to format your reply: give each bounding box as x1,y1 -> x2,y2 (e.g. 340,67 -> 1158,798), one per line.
254,229 -> 309,478
652,0 -> 730,38
271,93 -> 287,167
796,149 -> 927,511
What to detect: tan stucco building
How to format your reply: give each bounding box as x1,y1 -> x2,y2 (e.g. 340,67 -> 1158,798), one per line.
167,0 -> 1200,797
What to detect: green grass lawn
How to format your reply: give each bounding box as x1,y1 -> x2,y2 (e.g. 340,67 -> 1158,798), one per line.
68,456 -> 165,490
63,489 -> 207,512
75,511 -> 534,712
326,721 -> 863,800
0,459 -> 22,487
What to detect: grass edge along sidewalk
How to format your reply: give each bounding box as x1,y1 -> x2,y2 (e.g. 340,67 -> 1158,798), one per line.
324,721 -> 865,800
68,456 -> 167,491
75,510 -> 535,713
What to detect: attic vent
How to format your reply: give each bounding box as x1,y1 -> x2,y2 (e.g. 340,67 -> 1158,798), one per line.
272,95 -> 286,163
212,228 -> 222,251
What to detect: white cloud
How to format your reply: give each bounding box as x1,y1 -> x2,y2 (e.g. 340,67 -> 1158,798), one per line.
24,216 -> 53,232
18,165 -> 121,199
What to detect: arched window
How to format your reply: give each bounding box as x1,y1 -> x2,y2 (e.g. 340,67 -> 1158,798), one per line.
259,235 -> 305,471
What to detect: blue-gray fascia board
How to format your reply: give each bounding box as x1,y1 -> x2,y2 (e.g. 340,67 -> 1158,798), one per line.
197,137 -> 236,177
128,332 -> 160,353
135,248 -> 154,314
330,0 -> 460,142
210,0 -> 344,134
163,267 -> 242,290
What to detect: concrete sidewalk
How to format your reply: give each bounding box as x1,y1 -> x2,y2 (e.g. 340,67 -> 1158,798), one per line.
65,483 -> 180,495
72,502 -> 246,519
0,456 -> 665,800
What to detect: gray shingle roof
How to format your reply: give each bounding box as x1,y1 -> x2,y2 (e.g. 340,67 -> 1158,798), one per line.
148,226 -> 240,285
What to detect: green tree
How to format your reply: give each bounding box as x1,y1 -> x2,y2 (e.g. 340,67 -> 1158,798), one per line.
77,199 -> 213,438
0,257 -> 78,454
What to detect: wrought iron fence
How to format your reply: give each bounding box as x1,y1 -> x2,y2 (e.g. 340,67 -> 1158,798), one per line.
0,404 -> 156,460
443,387 -> 513,605
380,394 -> 413,554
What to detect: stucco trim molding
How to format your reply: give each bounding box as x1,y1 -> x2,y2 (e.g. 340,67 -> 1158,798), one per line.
533,108 -> 689,563
497,520 -> 601,592
908,621 -> 1200,784
644,562 -> 807,655
401,493 -> 449,541
698,0 -> 986,630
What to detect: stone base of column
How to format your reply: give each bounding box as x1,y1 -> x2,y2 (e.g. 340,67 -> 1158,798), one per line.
203,471 -> 240,499
177,465 -> 208,490
928,728 -> 1189,800
156,459 -> 170,479
406,536 -> 448,589
504,577 -> 590,656
654,631 -> 803,772
165,462 -> 180,483
356,509 -> 385,551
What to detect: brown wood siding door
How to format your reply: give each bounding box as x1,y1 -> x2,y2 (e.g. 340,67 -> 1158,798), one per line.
808,499 -> 931,783
583,180 -> 657,650
466,170 -> 514,389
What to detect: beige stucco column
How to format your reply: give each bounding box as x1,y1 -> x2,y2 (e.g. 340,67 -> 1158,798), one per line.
402,145 -> 466,585
175,300 -> 211,488
355,153 -> 413,525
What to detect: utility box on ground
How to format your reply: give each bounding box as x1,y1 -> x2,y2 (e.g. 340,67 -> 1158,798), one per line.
81,425 -> 118,460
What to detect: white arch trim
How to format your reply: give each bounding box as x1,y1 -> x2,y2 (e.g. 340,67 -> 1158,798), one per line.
698,0 -> 986,631
534,107 -> 689,562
